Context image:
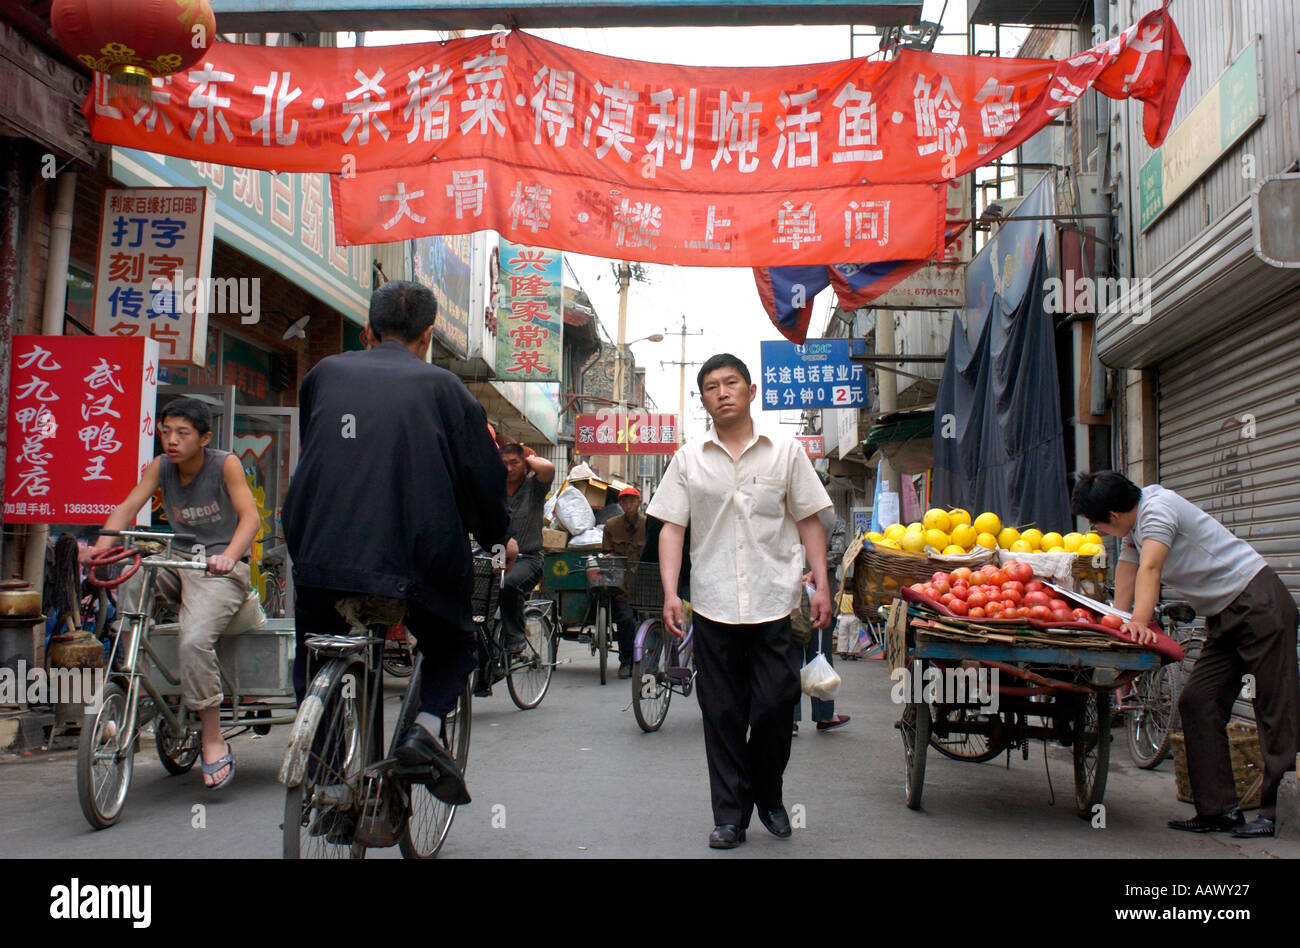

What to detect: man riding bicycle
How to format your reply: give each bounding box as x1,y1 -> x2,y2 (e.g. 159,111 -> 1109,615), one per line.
497,441 -> 554,666
82,397 -> 262,790
283,281 -> 512,805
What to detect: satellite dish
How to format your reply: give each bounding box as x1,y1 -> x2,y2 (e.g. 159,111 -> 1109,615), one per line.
283,315 -> 311,341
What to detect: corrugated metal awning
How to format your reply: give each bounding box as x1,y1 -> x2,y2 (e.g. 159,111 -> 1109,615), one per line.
968,0 -> 1086,24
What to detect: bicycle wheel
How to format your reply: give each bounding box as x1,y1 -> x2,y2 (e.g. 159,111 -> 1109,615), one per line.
1126,662 -> 1180,769
1073,690 -> 1111,819
900,700 -> 929,810
262,572 -> 284,619
595,601 -> 609,685
507,605 -> 556,710
282,659 -> 366,859
632,620 -> 672,732
382,629 -> 416,679
154,698 -> 199,775
399,678 -> 473,859
76,680 -> 136,829
928,706 -> 1005,763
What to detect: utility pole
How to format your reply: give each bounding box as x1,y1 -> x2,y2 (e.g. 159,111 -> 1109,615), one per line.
660,315 -> 705,443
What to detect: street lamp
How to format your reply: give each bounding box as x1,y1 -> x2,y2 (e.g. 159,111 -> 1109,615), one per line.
612,333 -> 664,479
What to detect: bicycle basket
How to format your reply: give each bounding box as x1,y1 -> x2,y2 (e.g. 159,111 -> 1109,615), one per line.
626,565 -> 664,613
584,555 -> 626,591
472,555 -> 501,619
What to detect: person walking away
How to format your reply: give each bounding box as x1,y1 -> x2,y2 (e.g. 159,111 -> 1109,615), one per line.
1073,471 -> 1298,838
283,281 -> 511,805
648,353 -> 833,850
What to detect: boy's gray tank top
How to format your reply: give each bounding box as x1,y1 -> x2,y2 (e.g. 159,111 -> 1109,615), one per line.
160,448 -> 240,557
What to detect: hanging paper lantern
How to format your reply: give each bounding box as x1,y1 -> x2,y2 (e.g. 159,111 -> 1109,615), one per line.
51,0 -> 216,100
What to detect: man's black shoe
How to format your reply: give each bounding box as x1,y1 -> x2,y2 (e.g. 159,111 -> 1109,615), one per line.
395,725 -> 471,805
1230,816 -> 1275,838
708,825 -> 746,849
504,636 -> 528,655
757,805 -> 792,839
618,660 -> 633,679
1167,809 -> 1244,833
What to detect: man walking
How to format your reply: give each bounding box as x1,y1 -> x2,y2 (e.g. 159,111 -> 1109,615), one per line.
1073,471 -> 1298,838
283,281 -> 510,805
648,353 -> 833,849
604,486 -> 646,679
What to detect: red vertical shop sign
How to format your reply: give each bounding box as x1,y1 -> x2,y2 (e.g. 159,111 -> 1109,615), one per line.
3,337 -> 159,524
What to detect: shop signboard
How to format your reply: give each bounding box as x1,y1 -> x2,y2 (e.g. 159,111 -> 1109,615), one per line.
495,239 -> 562,382
574,412 -> 679,455
795,435 -> 825,458
411,233 -> 473,358
4,336 -> 159,524
760,339 -> 866,411
92,187 -> 213,366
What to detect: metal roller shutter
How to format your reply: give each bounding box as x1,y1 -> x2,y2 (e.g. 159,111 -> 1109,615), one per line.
1156,295 -> 1300,606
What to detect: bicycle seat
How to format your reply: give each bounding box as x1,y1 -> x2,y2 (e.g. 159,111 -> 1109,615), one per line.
223,589 -> 267,636
335,596 -> 407,633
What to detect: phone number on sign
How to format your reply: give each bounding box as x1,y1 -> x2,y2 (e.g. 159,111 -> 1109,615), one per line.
64,504 -> 117,515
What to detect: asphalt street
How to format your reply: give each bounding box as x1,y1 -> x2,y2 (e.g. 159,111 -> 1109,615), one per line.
2,637 -> 1296,859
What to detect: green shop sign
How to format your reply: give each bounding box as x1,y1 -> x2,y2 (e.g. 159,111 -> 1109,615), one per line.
1140,41 -> 1265,231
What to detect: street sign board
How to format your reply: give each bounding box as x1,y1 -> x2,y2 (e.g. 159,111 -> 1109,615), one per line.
760,339 -> 866,412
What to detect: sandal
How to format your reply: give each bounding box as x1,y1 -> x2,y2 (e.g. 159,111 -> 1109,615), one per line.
201,742 -> 235,790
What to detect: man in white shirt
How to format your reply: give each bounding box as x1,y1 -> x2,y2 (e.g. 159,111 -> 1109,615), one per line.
1074,472 -> 1298,839
648,353 -> 833,849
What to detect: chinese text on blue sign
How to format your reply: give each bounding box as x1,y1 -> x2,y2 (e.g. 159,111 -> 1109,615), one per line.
759,339 -> 865,411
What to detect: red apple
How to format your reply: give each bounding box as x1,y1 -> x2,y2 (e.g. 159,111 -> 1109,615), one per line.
940,594 -> 954,607
950,567 -> 974,583
948,598 -> 969,616
967,591 -> 988,609
931,571 -> 951,585
931,579 -> 951,596
923,586 -> 938,599
949,585 -> 969,601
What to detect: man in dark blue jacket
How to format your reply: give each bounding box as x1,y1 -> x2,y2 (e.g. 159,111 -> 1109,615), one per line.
283,280 -> 510,804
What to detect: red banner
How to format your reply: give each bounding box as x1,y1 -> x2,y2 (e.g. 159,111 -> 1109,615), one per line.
4,337 -> 159,525
795,435 -> 825,458
575,412 -> 680,455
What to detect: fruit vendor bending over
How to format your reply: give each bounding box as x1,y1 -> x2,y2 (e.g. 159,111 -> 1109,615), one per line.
1072,472 -> 1298,840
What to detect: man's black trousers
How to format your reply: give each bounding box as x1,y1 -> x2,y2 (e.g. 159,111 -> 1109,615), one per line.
292,585 -> 476,720
692,612 -> 802,828
1178,566 -> 1299,817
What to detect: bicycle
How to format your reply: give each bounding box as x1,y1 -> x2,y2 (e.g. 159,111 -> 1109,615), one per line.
469,554 -> 559,709
259,535 -> 288,619
627,566 -> 696,732
1122,601 -> 1199,769
77,529 -> 290,829
585,554 -> 626,685
382,620 -> 417,678
279,554 -> 557,860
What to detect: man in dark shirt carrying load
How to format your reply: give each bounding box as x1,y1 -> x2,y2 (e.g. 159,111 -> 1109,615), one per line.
498,442 -> 554,661
82,397 -> 263,790
604,486 -> 646,679
283,281 -> 510,804
1073,471 -> 1298,839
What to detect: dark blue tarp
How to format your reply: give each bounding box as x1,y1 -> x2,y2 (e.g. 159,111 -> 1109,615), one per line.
931,234 -> 1070,532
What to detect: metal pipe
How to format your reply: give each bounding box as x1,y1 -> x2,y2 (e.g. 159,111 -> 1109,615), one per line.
0,142 -> 22,571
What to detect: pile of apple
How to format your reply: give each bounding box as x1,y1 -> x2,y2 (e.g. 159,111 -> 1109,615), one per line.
909,560 -> 1124,629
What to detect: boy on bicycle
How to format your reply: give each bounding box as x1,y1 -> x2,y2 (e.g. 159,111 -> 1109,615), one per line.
82,397 -> 262,790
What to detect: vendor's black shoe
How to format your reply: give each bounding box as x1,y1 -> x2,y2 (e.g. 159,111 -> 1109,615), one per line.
618,660 -> 633,679
1230,816 -> 1275,838
708,825 -> 746,849
757,805 -> 792,839
395,725 -> 471,805
1167,809 -> 1244,833
504,636 -> 528,656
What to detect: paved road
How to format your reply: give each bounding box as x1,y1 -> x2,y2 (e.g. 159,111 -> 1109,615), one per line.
2,638 -> 1296,859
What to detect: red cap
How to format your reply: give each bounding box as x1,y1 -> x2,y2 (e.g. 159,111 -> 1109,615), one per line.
618,487 -> 641,498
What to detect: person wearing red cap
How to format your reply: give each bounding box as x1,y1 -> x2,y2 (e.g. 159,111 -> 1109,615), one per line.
603,486 -> 646,678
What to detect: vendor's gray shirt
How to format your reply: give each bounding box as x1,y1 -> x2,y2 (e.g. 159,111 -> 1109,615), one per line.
1118,484 -> 1266,617
507,473 -> 548,555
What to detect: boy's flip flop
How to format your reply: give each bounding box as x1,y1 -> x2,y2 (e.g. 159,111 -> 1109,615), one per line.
201,742 -> 235,791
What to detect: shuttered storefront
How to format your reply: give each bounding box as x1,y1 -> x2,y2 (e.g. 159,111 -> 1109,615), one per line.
1155,295 -> 1300,605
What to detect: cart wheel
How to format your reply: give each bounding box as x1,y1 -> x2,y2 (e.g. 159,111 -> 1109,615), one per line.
1073,690 -> 1111,819
632,620 -> 672,732
595,602 -> 609,686
900,701 -> 930,810
155,699 -> 200,775
929,706 -> 1007,763
76,680 -> 136,829
1125,662 -> 1181,769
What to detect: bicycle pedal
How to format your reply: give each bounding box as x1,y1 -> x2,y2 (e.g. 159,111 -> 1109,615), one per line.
353,771 -> 409,848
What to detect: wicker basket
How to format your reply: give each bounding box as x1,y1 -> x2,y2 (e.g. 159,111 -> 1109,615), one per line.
852,541 -> 995,622
1170,722 -> 1264,810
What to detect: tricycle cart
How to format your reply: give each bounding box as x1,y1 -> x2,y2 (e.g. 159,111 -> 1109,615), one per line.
887,595 -> 1168,818
540,551 -> 626,684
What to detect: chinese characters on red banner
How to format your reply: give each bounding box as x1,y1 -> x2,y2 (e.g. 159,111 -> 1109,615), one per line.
574,413 -> 680,455
81,11 -> 1190,264
92,188 -> 213,365
496,239 -> 562,382
795,435 -> 826,458
4,337 -> 159,524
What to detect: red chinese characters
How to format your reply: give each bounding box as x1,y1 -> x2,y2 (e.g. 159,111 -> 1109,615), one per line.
574,413 -> 680,456
3,337 -> 160,524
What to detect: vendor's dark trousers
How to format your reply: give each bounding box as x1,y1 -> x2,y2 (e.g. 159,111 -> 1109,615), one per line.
692,612 -> 802,828
501,553 -> 544,646
292,585 -> 476,720
793,624 -> 836,724
612,593 -> 637,663
1178,566 -> 1299,817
